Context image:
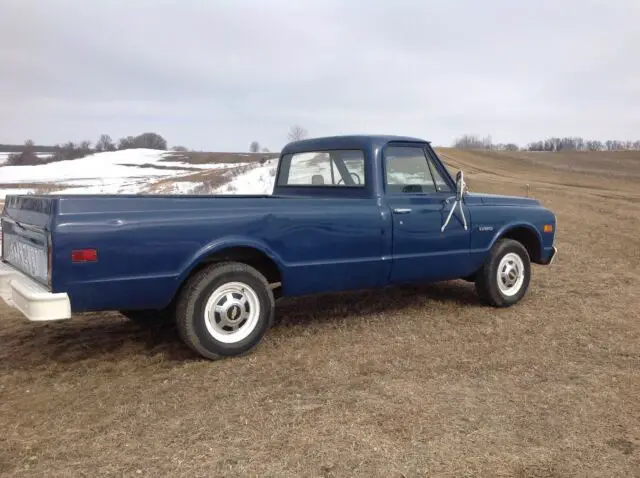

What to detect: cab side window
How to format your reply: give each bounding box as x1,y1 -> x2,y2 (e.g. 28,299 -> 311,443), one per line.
384,146 -> 451,194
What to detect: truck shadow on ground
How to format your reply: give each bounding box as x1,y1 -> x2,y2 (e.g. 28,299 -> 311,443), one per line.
0,280 -> 480,368
272,279 -> 479,327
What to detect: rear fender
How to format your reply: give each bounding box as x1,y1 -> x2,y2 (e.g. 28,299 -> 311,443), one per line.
177,235 -> 286,285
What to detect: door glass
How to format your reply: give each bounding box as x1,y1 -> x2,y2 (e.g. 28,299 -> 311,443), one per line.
384,146 -> 449,194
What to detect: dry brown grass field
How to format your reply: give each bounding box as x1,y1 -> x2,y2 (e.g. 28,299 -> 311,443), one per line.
1,148 -> 639,477
164,151 -> 279,165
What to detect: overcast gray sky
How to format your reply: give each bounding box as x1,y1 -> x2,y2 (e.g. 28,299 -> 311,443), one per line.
1,0 -> 638,151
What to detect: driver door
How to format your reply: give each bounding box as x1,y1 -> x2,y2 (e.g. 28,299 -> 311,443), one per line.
384,144 -> 472,284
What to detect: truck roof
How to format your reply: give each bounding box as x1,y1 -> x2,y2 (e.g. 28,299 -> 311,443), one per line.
281,134 -> 430,155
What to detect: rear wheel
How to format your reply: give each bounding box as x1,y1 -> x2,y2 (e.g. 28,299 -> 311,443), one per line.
475,238 -> 531,307
175,262 -> 275,360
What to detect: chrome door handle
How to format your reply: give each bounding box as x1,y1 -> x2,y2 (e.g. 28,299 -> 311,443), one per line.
393,208 -> 412,214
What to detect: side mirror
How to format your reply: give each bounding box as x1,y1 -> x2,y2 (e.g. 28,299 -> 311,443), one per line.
442,170 -> 469,232
455,170 -> 466,201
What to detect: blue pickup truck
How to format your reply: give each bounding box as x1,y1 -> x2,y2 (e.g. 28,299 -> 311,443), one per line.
1,135 -> 557,359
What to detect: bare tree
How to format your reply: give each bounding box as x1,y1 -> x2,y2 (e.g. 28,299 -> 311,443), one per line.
171,145 -> 189,152
249,141 -> 260,153
24,139 -> 35,149
95,134 -> 116,152
133,132 -> 167,150
451,134 -> 640,153
586,140 -> 603,151
56,141 -> 91,160
287,125 -> 308,142
453,134 -> 490,149
118,133 -> 167,150
118,136 -> 136,150
8,139 -> 37,165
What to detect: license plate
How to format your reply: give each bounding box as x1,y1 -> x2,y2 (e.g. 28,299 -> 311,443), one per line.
3,233 -> 48,284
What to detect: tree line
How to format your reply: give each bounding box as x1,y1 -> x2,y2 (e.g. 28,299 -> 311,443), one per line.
452,134 -> 640,152
5,123 -> 311,166
5,125 -> 637,167
4,132 -> 188,166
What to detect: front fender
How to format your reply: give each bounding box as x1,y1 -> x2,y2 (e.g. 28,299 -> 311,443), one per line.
176,235 -> 286,284
489,221 -> 543,250
479,221 -> 548,266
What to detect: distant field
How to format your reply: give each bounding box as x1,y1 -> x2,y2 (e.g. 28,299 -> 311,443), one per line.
437,148 -> 640,204
1,149 -> 639,476
163,151 -> 279,165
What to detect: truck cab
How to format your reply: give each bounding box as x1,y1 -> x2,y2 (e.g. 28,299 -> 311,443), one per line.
273,135 -> 556,284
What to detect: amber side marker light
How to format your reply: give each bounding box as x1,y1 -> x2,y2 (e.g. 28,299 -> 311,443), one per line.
72,249 -> 98,263
543,224 -> 554,233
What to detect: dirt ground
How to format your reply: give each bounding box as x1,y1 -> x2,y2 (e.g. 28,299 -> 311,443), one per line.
1,149 -> 639,477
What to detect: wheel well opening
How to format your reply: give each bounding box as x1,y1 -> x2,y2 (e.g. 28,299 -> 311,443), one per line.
166,247 -> 283,312
196,246 -> 282,285
501,227 -> 542,263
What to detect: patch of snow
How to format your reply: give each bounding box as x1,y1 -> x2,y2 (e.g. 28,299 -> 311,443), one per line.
0,147 -> 274,199
54,178 -> 156,195
0,149 -> 234,197
213,162 -> 277,195
0,188 -> 36,197
0,149 -> 174,184
164,181 -> 201,194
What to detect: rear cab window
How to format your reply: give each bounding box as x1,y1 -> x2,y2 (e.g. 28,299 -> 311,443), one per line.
277,150 -> 365,187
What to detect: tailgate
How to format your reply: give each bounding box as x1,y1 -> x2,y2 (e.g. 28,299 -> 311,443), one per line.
1,196 -> 54,288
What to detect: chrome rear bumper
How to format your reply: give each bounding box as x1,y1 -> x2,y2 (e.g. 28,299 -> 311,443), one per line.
0,261 -> 71,321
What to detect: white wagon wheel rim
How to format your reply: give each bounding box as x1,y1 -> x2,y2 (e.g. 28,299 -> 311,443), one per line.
204,281 -> 261,344
497,252 -> 525,297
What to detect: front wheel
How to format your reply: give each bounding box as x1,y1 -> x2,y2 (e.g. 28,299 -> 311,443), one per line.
175,262 -> 275,360
475,239 -> 531,307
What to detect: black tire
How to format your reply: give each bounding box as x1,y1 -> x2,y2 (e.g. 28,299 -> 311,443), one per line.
175,261 -> 275,360
474,238 -> 531,307
120,308 -> 174,325
272,285 -> 283,301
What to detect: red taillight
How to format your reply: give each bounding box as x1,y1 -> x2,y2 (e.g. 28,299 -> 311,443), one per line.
71,249 -> 97,263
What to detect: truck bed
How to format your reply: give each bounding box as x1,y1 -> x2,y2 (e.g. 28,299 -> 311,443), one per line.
2,192 -> 390,312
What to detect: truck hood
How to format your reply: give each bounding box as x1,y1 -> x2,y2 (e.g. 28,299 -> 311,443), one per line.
466,192 -> 540,207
